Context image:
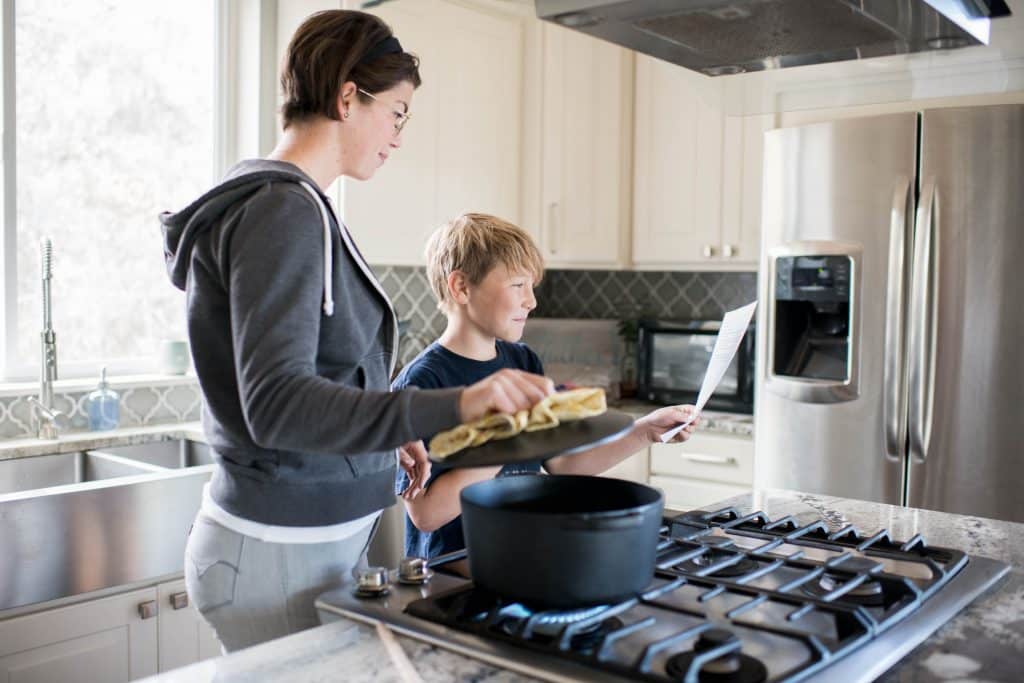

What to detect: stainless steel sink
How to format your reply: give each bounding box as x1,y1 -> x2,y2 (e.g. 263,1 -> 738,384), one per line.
0,451 -> 158,495
88,439 -> 214,469
0,436 -> 215,613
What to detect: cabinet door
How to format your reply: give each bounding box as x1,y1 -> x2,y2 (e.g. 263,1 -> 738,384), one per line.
720,114 -> 773,267
540,24 -> 632,267
0,587 -> 158,682
339,0 -> 441,266
632,54 -> 724,267
342,0 -> 525,266
599,447 -> 649,484
434,2 -> 523,230
158,579 -> 222,672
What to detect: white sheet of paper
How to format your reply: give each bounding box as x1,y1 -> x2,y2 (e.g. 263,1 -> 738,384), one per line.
660,300 -> 758,443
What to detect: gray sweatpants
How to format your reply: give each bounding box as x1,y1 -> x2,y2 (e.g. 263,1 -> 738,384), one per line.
184,512 -> 377,653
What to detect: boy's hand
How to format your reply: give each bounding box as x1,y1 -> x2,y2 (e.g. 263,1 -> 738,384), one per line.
635,405 -> 700,444
399,440 -> 431,500
459,369 -> 554,423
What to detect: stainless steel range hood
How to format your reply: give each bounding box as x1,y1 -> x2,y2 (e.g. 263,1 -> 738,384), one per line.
535,0 -> 1012,76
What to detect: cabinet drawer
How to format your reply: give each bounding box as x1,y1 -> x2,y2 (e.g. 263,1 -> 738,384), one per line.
650,433 -> 753,486
649,475 -> 749,513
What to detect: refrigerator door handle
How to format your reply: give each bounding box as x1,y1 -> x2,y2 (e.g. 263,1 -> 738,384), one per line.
908,180 -> 940,464
883,177 -> 913,463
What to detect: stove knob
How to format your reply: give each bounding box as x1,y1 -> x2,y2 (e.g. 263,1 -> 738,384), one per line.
355,566 -> 389,592
398,557 -> 430,584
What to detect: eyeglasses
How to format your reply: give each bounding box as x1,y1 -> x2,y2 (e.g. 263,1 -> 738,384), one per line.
357,88 -> 411,133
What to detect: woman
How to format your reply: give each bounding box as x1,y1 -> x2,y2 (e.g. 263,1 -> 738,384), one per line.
159,10 -> 551,652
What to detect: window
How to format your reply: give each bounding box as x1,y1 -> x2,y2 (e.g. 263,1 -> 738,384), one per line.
4,0 -> 217,380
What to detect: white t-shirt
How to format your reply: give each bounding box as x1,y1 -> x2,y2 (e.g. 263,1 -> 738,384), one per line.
199,482 -> 380,544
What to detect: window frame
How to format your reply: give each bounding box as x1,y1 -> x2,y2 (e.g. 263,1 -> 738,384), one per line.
0,0 -> 255,383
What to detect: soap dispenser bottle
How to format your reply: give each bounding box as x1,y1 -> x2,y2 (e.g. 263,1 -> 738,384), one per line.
87,367 -> 120,431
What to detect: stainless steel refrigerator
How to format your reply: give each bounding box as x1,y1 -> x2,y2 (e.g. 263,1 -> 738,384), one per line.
754,104 -> 1024,523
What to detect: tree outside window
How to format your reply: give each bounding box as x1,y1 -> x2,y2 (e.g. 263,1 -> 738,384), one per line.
10,0 -> 214,379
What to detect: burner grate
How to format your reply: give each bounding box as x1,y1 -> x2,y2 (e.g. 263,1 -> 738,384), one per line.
663,507 -> 967,633
405,506 -> 975,682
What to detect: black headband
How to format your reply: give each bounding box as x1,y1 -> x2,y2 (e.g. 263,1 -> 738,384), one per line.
358,36 -> 403,65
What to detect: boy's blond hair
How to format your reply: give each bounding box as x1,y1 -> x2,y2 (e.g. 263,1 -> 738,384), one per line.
425,213 -> 544,311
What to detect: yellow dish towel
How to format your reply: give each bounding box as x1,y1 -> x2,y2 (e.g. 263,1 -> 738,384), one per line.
428,388 -> 607,459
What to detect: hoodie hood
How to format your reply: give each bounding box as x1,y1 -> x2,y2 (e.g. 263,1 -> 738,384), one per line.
160,159 -> 329,292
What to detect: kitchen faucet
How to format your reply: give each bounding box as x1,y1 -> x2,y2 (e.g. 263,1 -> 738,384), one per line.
27,237 -> 68,439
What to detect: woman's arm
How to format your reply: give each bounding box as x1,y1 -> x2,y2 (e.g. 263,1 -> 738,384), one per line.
403,465 -> 501,532
225,187 -> 460,453
544,405 -> 698,475
224,186 -> 551,454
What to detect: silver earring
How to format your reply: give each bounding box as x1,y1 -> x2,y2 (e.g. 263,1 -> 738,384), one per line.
343,111 -> 350,119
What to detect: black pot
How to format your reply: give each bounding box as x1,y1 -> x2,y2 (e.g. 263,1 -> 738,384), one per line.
460,475 -> 664,608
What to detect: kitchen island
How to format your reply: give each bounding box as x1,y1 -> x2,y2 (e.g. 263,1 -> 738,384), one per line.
139,489 -> 1024,683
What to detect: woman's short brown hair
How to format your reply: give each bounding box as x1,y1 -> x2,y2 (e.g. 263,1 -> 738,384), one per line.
425,213 -> 545,312
280,10 -> 421,128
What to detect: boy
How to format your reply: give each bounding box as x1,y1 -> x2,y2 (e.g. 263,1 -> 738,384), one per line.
394,213 -> 698,559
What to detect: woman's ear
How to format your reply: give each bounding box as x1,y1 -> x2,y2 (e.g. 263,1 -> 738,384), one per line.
448,271 -> 471,306
338,81 -> 358,119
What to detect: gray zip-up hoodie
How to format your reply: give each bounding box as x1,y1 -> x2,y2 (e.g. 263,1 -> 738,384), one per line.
160,159 -> 461,526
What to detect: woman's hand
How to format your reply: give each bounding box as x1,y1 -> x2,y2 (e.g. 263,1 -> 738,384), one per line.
634,405 -> 700,444
459,369 -> 554,423
398,440 -> 431,500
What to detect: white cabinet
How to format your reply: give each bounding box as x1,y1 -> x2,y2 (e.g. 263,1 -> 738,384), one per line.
157,579 -> 222,672
0,580 -> 221,681
720,114 -> 772,266
632,55 -> 722,268
340,0 -> 526,266
632,55 -> 767,270
532,23 -> 633,268
650,475 -> 750,512
272,4 -> 770,270
599,446 -> 649,485
648,432 -> 754,511
0,587 -> 159,682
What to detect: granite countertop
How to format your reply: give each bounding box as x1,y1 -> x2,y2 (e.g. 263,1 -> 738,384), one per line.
141,618 -> 539,683
140,489 -> 1022,683
0,421 -> 204,461
721,489 -> 1024,683
610,399 -> 754,437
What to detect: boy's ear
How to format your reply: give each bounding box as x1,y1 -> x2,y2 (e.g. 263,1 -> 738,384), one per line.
447,271 -> 471,306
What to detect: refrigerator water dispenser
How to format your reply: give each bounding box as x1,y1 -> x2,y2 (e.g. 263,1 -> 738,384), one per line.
765,243 -> 861,404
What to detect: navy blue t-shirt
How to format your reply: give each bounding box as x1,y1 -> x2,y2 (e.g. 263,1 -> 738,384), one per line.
393,341 -> 545,559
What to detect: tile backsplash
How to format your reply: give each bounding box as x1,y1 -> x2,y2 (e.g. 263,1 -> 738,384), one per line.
374,266 -> 757,366
0,379 -> 201,440
534,270 -> 757,320
0,267 -> 756,439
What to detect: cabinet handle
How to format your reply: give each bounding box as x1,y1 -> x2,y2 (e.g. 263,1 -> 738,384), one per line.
138,600 -> 158,620
170,592 -> 189,610
547,202 -> 559,255
723,244 -> 736,258
681,453 -> 737,466
702,244 -> 715,259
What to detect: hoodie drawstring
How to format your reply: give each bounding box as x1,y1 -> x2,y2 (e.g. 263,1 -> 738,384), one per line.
295,181 -> 399,378
298,181 -> 335,317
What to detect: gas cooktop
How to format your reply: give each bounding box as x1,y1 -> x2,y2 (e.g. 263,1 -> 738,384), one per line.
316,507 -> 1010,682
